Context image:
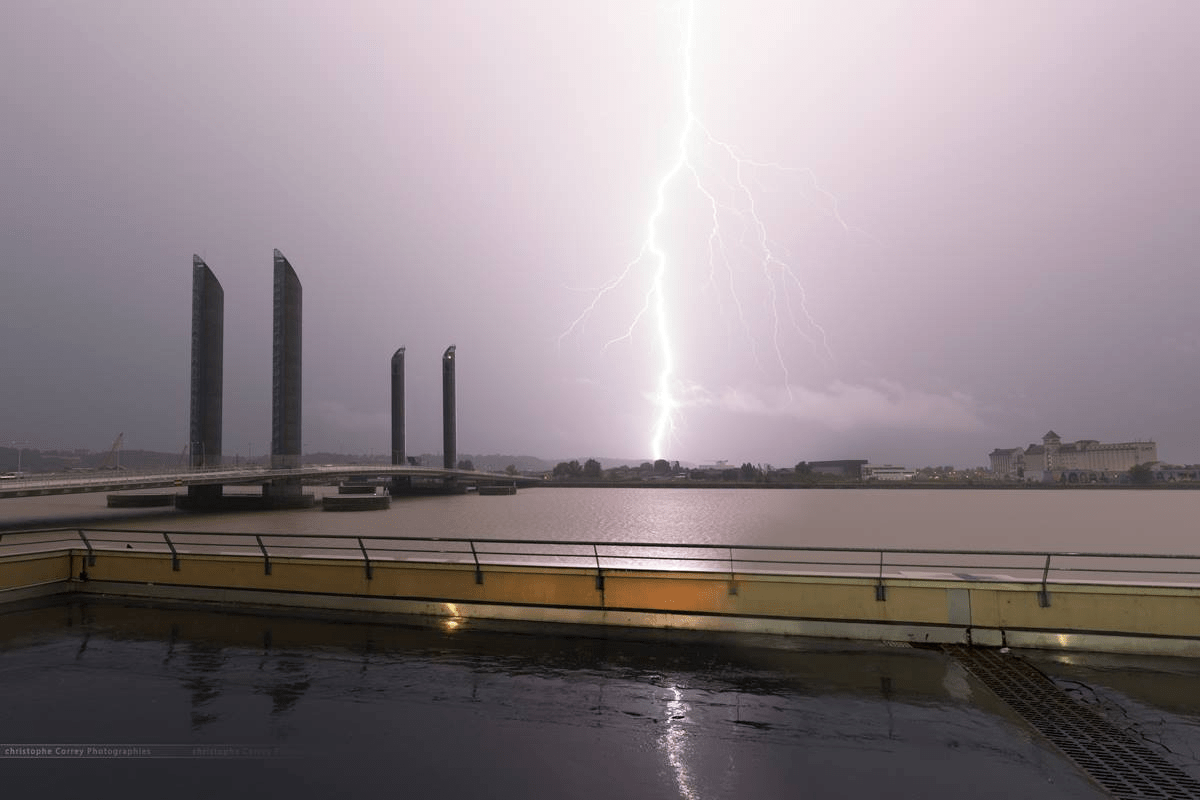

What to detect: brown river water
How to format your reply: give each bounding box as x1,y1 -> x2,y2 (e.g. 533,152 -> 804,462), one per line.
2,486 -> 1198,553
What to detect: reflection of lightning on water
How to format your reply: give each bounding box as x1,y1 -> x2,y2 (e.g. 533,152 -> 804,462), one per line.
558,0 -> 846,460
661,685 -> 699,800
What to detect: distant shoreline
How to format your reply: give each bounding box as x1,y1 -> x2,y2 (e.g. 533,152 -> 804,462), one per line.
537,481 -> 1200,490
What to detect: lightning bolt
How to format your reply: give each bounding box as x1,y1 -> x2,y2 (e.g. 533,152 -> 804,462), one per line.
559,1 -> 845,461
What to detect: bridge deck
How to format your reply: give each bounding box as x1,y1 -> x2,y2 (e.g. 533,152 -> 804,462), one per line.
0,466 -> 532,499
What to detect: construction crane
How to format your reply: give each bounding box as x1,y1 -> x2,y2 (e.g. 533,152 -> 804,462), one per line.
98,432 -> 124,471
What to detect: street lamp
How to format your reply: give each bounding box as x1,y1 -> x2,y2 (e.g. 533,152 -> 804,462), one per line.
10,441 -> 29,476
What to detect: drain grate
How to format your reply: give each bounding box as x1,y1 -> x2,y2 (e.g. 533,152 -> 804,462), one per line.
946,645 -> 1200,800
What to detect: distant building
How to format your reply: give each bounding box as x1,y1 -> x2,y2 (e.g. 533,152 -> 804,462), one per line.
987,447 -> 1024,477
1152,466 -> 1200,482
807,460 -> 868,478
990,431 -> 1156,482
861,464 -> 915,481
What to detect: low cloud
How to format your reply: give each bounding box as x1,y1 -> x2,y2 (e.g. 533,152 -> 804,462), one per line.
682,380 -> 985,433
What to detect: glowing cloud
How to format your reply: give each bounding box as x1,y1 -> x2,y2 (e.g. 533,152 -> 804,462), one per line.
687,380 -> 985,433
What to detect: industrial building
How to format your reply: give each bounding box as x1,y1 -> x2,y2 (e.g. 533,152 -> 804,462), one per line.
860,464 -> 916,481
989,430 -> 1157,482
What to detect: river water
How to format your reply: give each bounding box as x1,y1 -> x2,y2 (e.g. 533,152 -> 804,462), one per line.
3,486 -> 1200,554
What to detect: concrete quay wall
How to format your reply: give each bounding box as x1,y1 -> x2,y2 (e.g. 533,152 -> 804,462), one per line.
1,549 -> 1197,657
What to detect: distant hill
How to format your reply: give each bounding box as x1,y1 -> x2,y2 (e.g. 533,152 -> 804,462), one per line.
1,447 -> 643,476
406,454 -> 556,473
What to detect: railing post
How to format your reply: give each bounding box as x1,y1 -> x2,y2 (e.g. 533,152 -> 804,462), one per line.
255,535 -> 271,576
469,541 -> 483,584
593,544 -> 604,591
1039,554 -> 1052,607
358,537 -> 373,581
876,551 -> 887,601
728,547 -> 738,595
77,529 -> 96,567
162,532 -> 180,572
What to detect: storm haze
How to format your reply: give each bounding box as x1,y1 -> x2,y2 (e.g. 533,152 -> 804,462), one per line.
2,1 -> 1197,468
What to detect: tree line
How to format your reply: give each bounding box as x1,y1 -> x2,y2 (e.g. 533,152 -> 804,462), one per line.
550,459 -> 831,484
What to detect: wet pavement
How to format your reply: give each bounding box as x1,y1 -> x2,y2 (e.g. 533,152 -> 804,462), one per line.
1027,650 -> 1200,784
1,600 -> 1194,799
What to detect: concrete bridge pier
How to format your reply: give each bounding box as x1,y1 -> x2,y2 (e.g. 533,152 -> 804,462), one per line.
185,484 -> 224,508
388,473 -> 466,496
175,481 -> 312,511
263,479 -> 314,509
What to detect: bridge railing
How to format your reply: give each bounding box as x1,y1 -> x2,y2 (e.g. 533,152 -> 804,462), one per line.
0,464 -> 265,487
0,464 -> 526,494
2,528 -> 1200,594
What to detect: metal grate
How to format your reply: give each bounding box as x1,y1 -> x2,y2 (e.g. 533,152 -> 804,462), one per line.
946,645 -> 1200,799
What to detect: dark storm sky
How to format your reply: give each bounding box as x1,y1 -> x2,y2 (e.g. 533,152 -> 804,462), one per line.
2,1 -> 1197,467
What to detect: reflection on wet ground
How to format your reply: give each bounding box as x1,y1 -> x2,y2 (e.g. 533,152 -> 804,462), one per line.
1,600 -> 1185,799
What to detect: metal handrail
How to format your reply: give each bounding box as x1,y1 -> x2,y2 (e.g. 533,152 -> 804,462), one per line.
1,527 -> 1198,591
2,525 -> 1196,563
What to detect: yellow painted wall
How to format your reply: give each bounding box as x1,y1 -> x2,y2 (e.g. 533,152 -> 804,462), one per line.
1,549 -> 1198,654
0,552 -> 70,591
985,584 -> 1200,638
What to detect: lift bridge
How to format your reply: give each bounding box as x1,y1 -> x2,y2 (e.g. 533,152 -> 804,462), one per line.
2,252 -> 531,506
0,464 -> 534,501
